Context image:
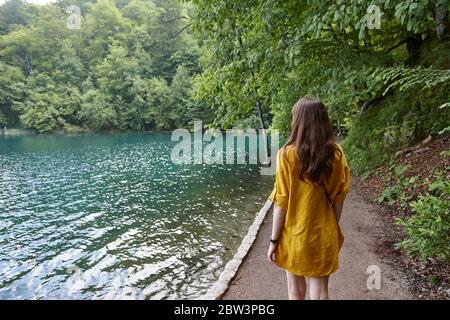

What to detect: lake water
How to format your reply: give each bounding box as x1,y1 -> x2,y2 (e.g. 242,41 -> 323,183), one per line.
0,133 -> 273,299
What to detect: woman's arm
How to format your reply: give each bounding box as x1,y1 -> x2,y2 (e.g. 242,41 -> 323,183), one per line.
271,204 -> 286,240
267,150 -> 289,263
333,145 -> 350,224
267,204 -> 286,263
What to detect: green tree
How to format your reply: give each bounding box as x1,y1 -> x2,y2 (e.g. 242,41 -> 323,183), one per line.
0,61 -> 25,126
191,0 -> 450,135
82,0 -> 130,64
0,0 -> 29,35
0,0 -> 215,132
15,74 -> 81,133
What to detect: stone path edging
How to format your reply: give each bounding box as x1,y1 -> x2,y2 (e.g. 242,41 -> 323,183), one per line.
199,200 -> 273,300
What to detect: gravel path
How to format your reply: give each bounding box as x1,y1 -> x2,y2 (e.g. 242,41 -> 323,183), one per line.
221,187 -> 415,300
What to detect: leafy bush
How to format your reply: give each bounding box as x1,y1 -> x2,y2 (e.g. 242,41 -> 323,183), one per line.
395,171 -> 450,262
343,84 -> 450,174
376,164 -> 420,209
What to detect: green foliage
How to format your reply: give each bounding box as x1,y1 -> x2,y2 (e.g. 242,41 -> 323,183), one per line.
14,74 -> 82,132
343,75 -> 450,174
0,0 -> 207,132
395,170 -> 450,262
376,164 -> 420,208
137,77 -> 172,130
0,61 -> 25,126
191,0 -> 450,140
0,0 -> 30,35
374,150 -> 450,263
377,66 -> 450,94
169,65 -> 213,128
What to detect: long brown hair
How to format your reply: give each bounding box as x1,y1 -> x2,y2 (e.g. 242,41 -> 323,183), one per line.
283,96 -> 338,184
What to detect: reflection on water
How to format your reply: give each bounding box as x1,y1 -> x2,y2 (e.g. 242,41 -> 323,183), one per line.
0,133 -> 272,299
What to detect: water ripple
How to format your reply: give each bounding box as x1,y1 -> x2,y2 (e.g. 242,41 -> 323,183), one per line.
0,133 -> 272,299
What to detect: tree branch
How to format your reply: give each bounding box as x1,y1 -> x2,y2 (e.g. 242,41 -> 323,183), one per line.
384,39 -> 408,54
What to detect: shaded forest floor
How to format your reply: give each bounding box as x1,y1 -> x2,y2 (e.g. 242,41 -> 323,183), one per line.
355,134 -> 450,299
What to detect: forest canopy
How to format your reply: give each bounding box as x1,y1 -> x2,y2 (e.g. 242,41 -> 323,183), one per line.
189,0 -> 450,172
0,0 -> 212,132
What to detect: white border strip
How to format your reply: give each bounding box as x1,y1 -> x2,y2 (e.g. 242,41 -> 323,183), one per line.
199,200 -> 273,300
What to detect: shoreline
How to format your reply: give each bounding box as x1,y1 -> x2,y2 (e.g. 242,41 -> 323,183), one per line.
0,129 -> 36,135
0,128 -> 280,136
200,200 -> 273,300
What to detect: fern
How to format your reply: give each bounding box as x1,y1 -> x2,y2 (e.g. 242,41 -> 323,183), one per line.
375,66 -> 450,95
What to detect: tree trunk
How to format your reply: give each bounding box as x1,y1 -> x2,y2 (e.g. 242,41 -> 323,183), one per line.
406,35 -> 422,65
256,99 -> 265,130
25,52 -> 33,76
233,18 -> 271,165
256,99 -> 270,166
435,1 -> 450,40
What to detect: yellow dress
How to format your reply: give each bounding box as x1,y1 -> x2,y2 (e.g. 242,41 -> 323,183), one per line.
268,144 -> 350,277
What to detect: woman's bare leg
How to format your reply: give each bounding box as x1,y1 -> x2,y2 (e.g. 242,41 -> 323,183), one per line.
286,271 -> 306,300
308,276 -> 330,300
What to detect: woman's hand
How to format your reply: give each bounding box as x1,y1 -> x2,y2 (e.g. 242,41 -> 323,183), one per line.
267,243 -> 277,263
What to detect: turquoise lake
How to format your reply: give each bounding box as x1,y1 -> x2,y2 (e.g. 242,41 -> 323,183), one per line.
0,133 -> 273,299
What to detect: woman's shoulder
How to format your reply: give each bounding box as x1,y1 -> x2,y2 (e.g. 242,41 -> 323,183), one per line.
333,143 -> 349,170
285,144 -> 296,154
276,145 -> 296,166
334,143 -> 345,159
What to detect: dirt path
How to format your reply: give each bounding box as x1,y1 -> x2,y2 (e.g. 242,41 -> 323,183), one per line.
222,186 -> 415,300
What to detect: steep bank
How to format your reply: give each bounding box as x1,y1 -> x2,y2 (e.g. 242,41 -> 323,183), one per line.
356,134 -> 450,299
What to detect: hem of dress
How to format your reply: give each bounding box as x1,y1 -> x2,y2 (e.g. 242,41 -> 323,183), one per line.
275,261 -> 339,278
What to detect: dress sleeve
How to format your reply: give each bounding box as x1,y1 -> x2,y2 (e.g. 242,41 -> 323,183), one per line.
333,145 -> 351,204
268,149 -> 290,210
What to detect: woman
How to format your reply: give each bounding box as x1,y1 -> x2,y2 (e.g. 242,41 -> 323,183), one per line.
267,96 -> 350,300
